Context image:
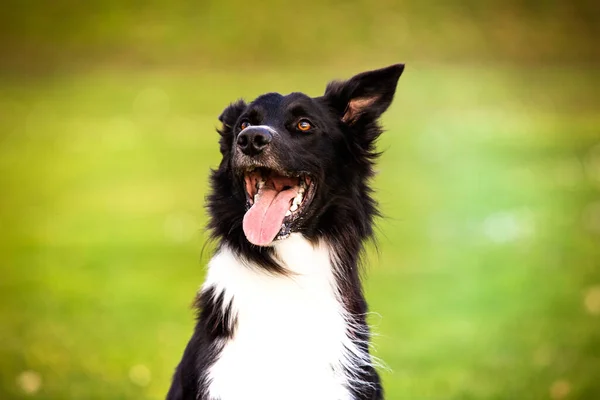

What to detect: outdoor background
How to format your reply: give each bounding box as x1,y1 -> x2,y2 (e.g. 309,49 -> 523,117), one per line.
1,1 -> 599,399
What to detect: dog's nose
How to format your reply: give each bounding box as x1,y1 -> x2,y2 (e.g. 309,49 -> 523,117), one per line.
237,127 -> 273,156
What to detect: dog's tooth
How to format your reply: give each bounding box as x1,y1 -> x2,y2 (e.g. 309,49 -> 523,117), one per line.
290,203 -> 298,212
285,210 -> 291,217
254,194 -> 258,203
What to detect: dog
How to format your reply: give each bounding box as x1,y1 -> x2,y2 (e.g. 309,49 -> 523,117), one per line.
166,64 -> 404,400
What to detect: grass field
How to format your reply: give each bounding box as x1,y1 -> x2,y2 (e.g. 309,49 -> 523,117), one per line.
1,65 -> 599,399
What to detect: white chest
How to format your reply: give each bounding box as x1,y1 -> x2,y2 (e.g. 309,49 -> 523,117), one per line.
203,235 -> 354,400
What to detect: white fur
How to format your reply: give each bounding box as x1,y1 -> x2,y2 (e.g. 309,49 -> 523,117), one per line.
203,234 -> 368,400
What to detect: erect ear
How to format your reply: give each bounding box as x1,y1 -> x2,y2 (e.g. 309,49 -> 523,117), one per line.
217,100 -> 247,156
322,64 -> 404,125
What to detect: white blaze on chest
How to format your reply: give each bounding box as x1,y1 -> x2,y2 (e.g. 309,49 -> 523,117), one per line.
203,234 -> 353,400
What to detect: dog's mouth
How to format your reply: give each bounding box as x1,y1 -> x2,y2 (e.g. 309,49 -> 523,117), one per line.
241,167 -> 316,246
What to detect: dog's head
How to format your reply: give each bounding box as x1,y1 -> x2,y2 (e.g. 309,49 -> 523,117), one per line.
208,64 -> 404,257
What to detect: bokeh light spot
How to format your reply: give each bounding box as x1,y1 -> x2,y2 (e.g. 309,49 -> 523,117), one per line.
16,370 -> 42,395
583,285 -> 600,316
482,209 -> 535,244
581,202 -> 600,235
550,379 -> 571,399
164,212 -> 198,243
129,364 -> 151,387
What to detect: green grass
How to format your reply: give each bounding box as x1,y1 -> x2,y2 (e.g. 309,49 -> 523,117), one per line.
0,65 -> 599,399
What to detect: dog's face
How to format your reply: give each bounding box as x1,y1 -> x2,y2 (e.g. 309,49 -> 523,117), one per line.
209,64 -> 404,250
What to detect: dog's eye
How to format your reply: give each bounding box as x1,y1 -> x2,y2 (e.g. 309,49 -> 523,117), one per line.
297,120 -> 312,132
240,121 -> 251,130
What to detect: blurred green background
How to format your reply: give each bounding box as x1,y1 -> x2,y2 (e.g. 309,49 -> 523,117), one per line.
1,1 -> 599,399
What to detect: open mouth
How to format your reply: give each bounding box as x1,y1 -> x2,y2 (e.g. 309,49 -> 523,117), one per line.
241,167 -> 315,246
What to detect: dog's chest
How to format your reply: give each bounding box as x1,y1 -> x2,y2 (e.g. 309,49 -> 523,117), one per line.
203,235 -> 352,400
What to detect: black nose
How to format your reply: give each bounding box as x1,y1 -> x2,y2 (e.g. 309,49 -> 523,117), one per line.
237,127 -> 273,156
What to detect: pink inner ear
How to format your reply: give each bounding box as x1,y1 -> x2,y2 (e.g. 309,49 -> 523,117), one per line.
342,96 -> 378,124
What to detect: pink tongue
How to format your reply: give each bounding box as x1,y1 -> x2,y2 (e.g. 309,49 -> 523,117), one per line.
243,186 -> 297,246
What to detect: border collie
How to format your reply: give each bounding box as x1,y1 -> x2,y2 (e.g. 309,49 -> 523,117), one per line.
167,64 -> 404,400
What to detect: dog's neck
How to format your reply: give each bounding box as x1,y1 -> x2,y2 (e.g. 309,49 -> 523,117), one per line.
201,233 -> 372,400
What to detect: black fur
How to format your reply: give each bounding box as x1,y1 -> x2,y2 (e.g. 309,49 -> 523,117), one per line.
167,64 -> 404,400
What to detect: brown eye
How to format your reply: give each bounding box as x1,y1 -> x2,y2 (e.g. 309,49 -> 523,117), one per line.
240,121 -> 251,130
297,120 -> 312,132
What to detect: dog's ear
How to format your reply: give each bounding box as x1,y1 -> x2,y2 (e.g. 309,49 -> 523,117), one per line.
218,100 -> 247,132
322,64 -> 404,125
217,100 -> 247,156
